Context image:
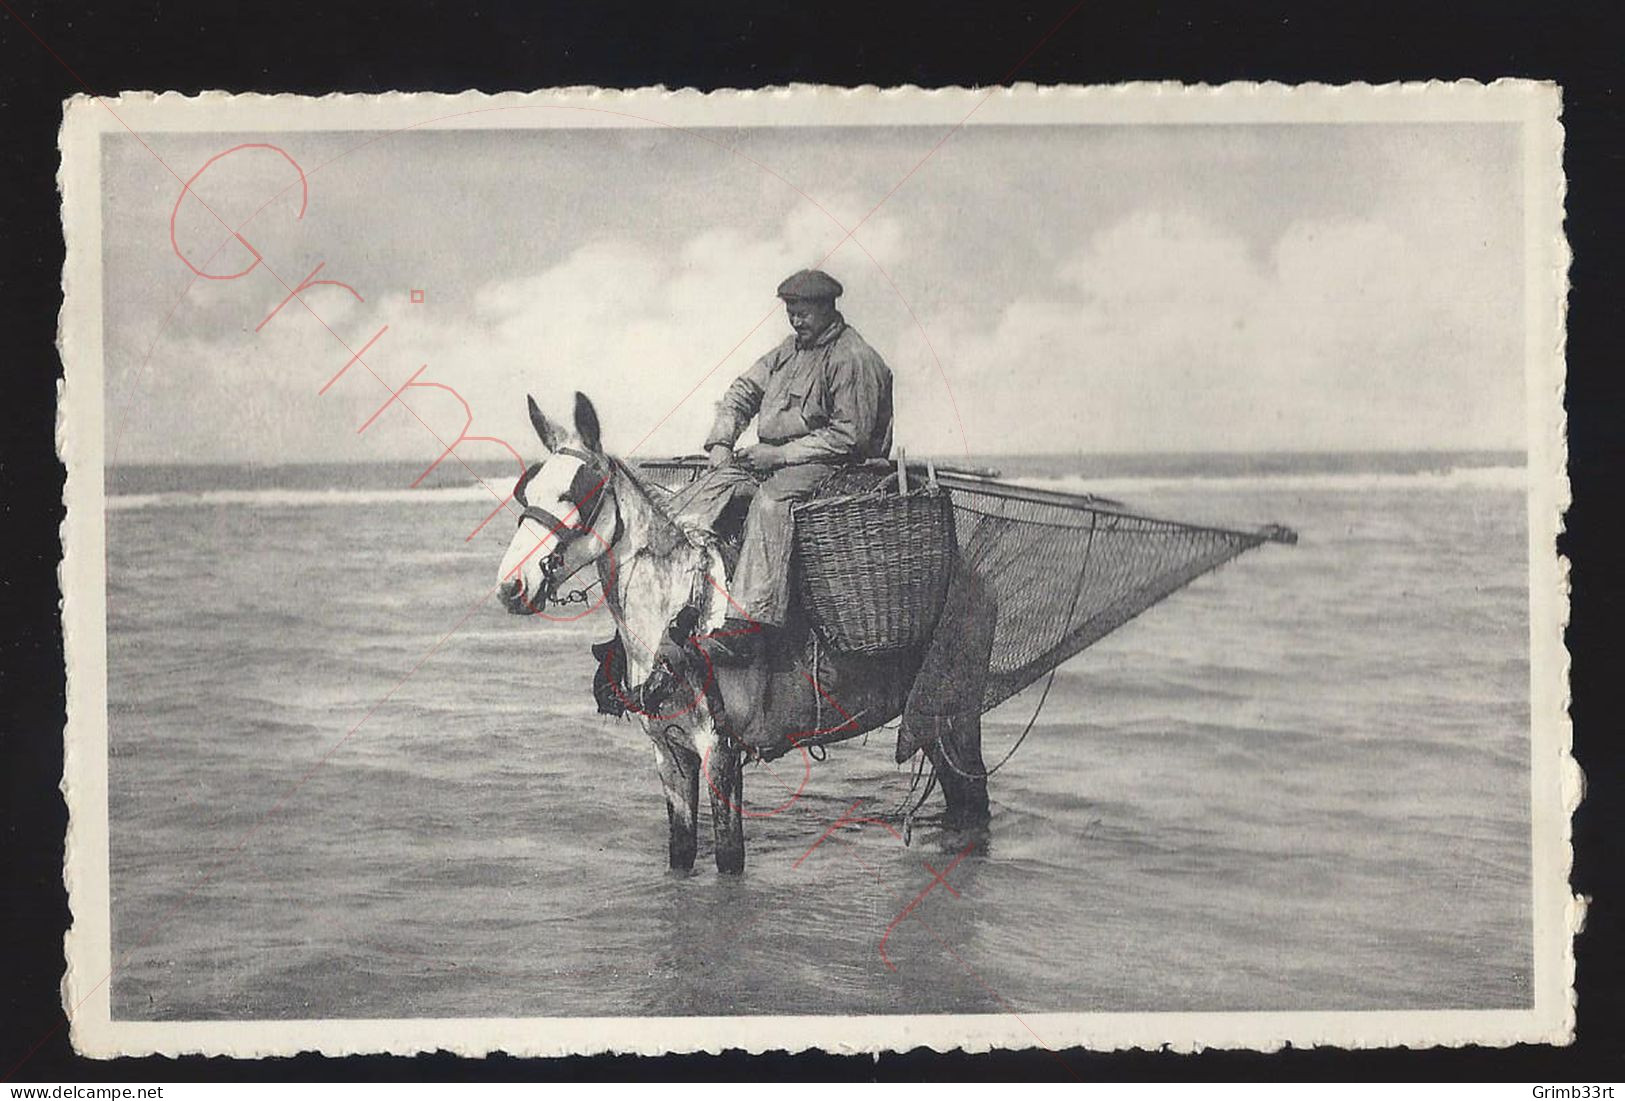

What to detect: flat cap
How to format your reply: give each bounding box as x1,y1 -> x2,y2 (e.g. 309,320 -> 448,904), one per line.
776,269 -> 843,301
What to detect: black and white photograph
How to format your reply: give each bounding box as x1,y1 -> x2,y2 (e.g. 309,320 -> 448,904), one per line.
55,83 -> 1570,1058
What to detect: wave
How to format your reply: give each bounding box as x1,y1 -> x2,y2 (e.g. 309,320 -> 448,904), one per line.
105,464 -> 1528,511
1013,465 -> 1528,495
107,485 -> 501,511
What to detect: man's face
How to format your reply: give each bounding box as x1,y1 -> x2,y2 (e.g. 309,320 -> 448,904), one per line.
785,296 -> 836,342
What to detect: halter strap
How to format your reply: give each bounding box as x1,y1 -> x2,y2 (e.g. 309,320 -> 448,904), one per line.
514,446 -> 613,538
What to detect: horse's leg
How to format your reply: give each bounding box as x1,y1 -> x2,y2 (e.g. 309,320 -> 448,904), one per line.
654,740 -> 700,872
707,745 -> 746,875
927,714 -> 991,831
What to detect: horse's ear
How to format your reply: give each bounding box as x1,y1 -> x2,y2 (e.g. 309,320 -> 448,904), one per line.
528,394 -> 561,452
573,392 -> 602,454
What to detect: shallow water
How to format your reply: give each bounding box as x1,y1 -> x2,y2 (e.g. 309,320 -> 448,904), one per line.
104,460 -> 1532,1019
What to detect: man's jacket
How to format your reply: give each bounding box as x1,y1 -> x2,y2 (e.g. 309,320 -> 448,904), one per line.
705,315 -> 894,465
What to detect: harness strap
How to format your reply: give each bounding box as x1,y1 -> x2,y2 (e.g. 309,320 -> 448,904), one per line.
626,541 -> 719,720
686,542 -> 741,751
515,445 -> 613,534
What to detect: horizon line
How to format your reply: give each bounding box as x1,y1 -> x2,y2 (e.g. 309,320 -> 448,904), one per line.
104,446 -> 1528,468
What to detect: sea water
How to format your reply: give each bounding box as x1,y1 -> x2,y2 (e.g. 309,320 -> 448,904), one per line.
103,453 -> 1532,1019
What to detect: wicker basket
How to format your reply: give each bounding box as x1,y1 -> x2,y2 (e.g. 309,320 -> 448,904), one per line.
792,486 -> 956,654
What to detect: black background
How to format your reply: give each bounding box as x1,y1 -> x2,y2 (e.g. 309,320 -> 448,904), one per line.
2,0 -> 1620,1083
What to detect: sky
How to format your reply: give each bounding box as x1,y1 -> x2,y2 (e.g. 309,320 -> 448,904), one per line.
99,121 -> 1526,465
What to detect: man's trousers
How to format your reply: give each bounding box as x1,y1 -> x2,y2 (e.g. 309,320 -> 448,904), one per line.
672,461 -> 841,626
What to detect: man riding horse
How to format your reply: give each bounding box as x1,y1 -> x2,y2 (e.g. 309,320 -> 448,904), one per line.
494,266 -> 1293,872
676,268 -> 895,666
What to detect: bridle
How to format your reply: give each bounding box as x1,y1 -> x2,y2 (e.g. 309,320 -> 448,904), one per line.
512,446 -> 619,603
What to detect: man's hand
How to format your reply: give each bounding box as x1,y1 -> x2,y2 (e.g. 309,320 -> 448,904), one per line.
707,444 -> 733,469
737,443 -> 785,472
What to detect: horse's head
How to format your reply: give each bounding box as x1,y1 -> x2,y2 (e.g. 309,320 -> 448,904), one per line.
497,391 -> 616,615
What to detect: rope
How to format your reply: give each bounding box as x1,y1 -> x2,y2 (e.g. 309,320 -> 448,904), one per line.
888,747 -> 928,818
934,512 -> 1098,783
883,748 -> 939,846
936,665 -> 1058,782
812,631 -> 822,737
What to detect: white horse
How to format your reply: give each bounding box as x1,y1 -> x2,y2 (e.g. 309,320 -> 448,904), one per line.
497,392 -> 992,874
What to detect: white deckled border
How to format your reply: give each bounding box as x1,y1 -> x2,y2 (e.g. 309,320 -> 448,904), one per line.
57,80 -> 1573,1059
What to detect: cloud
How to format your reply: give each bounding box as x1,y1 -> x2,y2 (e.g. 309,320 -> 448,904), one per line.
110,187 -> 1523,467
103,123 -> 1528,467
110,196 -> 911,466
307,199 -> 910,466
899,207 -> 1523,455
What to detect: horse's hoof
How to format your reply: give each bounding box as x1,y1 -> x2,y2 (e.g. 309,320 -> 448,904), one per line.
715,850 -> 746,876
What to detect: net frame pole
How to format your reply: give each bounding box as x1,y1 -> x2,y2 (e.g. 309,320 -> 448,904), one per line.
934,472 -> 1298,545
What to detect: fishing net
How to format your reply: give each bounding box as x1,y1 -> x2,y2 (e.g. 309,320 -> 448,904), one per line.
635,459 -> 1290,714
939,482 -> 1285,713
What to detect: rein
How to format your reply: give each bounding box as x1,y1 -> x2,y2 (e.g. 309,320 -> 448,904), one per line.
549,575 -> 605,607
